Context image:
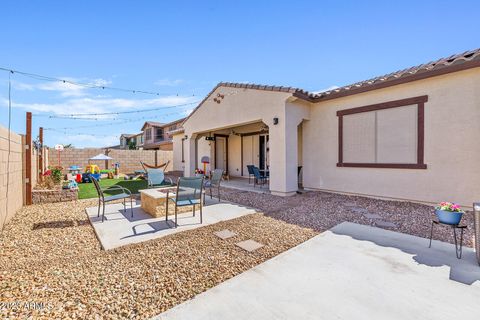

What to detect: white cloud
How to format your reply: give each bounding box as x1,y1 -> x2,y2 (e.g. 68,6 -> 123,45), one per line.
311,85 -> 339,94
12,78 -> 112,97
183,108 -> 194,116
0,94 -> 199,116
154,79 -> 184,86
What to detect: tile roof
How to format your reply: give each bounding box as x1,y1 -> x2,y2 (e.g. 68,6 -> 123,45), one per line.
296,48 -> 480,102
183,48 -> 480,124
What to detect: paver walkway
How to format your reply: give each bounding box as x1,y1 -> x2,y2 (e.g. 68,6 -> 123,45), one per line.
155,222 -> 480,320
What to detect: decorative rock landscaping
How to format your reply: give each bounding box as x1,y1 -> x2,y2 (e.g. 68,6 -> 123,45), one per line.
1,187 -> 476,319
0,198 -> 315,319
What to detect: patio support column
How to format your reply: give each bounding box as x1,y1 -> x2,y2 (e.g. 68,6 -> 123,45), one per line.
183,133 -> 198,177
268,100 -> 310,196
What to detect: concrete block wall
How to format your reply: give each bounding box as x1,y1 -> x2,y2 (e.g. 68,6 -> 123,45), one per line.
49,148 -> 173,174
0,125 -> 24,229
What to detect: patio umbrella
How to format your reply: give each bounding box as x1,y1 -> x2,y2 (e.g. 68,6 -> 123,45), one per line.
89,153 -> 114,171
89,153 -> 113,160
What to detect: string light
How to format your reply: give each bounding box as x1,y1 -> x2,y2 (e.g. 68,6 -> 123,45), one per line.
43,107 -> 192,131
0,66 -> 192,97
34,101 -> 199,119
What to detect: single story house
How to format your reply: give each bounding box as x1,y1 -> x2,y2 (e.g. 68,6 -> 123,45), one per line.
173,48 -> 480,206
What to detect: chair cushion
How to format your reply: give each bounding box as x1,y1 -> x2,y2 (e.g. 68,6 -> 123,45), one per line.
174,199 -> 201,206
104,193 -> 130,202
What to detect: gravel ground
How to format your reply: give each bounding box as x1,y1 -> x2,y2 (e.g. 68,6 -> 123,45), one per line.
219,187 -> 476,247
0,199 -> 315,319
1,188 -> 476,319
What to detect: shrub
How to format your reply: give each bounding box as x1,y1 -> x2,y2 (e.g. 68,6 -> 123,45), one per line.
48,166 -> 64,184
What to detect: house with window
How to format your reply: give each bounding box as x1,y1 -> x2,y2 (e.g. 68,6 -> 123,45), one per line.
175,48 -> 480,206
119,133 -> 143,149
141,118 -> 185,151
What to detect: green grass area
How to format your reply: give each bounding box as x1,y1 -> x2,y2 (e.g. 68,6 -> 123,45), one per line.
77,178 -> 149,199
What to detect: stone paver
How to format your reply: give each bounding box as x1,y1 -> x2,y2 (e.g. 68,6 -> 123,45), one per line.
214,229 -> 237,240
349,207 -> 369,214
343,202 -> 357,207
374,220 -> 397,228
236,239 -> 264,252
364,213 -> 382,220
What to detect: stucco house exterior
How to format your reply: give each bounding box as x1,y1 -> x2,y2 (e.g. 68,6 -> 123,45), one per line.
119,133 -> 143,149
175,49 -> 480,206
141,118 -> 184,151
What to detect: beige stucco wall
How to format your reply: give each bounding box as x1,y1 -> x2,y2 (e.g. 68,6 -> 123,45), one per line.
303,68 -> 480,206
172,133 -> 185,172
183,86 -> 306,195
0,126 -> 24,229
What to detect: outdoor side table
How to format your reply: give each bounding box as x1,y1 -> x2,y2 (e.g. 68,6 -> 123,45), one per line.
429,219 -> 467,259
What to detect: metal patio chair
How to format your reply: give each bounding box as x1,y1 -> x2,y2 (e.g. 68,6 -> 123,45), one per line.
165,176 -> 204,228
252,166 -> 268,188
91,175 -> 133,222
147,168 -> 173,188
246,165 -> 255,184
204,169 -> 223,204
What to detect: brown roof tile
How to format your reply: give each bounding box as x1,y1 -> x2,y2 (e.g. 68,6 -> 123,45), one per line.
183,48 -> 480,125
304,48 -> 480,102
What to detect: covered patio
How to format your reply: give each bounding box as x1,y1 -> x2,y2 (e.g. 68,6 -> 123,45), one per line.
180,83 -> 310,196
222,176 -> 270,193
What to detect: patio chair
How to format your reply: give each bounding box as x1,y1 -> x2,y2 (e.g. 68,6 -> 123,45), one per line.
252,166 -> 268,188
246,165 -> 255,184
91,174 -> 133,222
204,169 -> 223,204
165,176 -> 204,228
147,168 -> 173,188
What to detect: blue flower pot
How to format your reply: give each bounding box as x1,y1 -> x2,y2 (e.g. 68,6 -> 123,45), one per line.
435,209 -> 463,225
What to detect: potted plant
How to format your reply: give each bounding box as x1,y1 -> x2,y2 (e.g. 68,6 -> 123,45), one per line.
435,202 -> 464,225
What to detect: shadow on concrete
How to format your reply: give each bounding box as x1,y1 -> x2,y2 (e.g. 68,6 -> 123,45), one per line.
32,219 -> 89,230
331,222 -> 480,285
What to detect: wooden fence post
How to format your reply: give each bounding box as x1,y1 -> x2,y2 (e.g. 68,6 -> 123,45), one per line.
39,127 -> 43,180
25,112 -> 32,205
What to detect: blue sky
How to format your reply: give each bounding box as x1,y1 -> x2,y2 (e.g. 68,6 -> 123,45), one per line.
1,0 -> 479,147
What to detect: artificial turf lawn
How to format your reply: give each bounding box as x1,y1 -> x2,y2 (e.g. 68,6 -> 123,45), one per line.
77,178 -> 148,199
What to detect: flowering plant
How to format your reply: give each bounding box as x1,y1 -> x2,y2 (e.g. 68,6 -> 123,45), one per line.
435,202 -> 464,213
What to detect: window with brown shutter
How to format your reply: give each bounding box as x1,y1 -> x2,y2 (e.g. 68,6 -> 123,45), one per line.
337,95 -> 427,169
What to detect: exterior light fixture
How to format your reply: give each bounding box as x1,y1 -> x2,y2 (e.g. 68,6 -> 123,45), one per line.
273,117 -> 279,125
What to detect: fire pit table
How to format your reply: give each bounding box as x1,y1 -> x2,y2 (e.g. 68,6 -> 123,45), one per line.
139,187 -> 178,218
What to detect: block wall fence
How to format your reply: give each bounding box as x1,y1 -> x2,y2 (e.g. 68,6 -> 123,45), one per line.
49,148 -> 173,174
0,126 -> 24,229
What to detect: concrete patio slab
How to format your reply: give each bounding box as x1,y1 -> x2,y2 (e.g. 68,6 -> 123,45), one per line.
235,239 -> 264,252
155,222 -> 480,320
86,198 -> 257,250
222,177 -> 270,194
213,229 -> 237,240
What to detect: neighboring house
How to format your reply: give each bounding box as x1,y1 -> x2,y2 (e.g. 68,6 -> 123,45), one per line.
141,118 -> 185,151
119,133 -> 143,149
176,48 -> 480,206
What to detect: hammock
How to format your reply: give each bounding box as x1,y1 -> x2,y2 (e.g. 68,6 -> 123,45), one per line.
140,160 -> 170,172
